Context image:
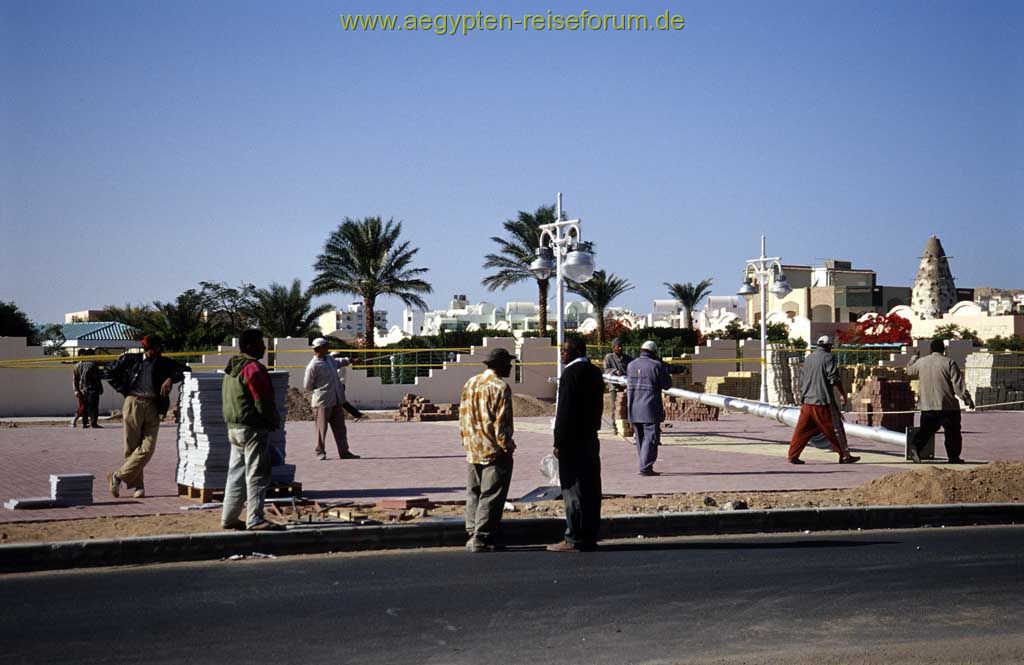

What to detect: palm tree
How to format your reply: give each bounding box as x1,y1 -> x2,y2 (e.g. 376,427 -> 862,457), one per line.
311,217 -> 432,348
481,205 -> 557,333
251,279 -> 333,339
98,303 -> 159,335
664,278 -> 714,330
567,270 -> 634,345
152,289 -> 225,350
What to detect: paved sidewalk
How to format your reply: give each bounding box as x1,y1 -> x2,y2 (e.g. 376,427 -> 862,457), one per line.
1,411 -> 1020,524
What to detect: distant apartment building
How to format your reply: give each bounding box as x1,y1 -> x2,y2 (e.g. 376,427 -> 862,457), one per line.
976,292 -> 1024,316
318,302 -> 388,342
64,310 -> 105,323
743,259 -> 913,326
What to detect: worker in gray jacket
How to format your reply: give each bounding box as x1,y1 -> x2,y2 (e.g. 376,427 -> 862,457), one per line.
626,341 -> 672,476
905,338 -> 975,463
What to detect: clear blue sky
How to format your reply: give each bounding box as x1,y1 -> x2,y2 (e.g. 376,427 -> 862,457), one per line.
3,0 -> 1021,326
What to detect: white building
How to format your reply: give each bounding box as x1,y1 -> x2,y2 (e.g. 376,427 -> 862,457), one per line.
976,293 -> 1024,316
404,295 -> 505,336
318,302 -> 388,342
697,296 -> 745,333
648,299 -> 683,328
403,296 -> 595,336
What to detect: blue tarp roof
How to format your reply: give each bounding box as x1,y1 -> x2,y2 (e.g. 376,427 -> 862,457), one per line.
60,322 -> 138,341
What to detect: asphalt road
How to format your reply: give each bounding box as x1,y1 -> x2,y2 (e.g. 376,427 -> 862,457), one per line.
3,526 -> 1024,665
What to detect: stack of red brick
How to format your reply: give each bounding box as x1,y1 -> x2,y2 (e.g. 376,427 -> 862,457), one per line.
394,393 -> 458,422
850,378 -> 915,432
662,394 -> 720,422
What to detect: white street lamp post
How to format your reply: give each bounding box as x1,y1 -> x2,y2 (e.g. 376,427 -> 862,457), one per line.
529,192 -> 596,379
737,235 -> 792,403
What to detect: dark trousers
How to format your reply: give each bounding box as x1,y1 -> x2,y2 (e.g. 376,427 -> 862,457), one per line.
912,410 -> 963,461
465,455 -> 514,544
788,404 -> 846,461
633,423 -> 660,473
82,393 -> 100,427
559,439 -> 602,547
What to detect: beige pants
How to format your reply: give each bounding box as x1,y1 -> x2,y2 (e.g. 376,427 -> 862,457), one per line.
118,396 -> 161,489
315,404 -> 349,456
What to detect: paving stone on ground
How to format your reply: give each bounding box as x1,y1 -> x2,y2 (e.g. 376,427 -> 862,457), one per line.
1,411 -> 1021,524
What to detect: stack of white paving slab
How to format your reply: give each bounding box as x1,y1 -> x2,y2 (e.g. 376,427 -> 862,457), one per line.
4,473 -> 94,510
50,474 -> 94,505
176,371 -> 292,491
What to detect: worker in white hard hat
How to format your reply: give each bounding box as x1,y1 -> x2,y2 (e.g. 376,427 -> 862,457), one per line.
787,335 -> 859,464
626,340 -> 672,476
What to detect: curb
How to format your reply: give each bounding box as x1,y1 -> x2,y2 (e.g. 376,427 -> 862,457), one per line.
2,503 -> 1022,574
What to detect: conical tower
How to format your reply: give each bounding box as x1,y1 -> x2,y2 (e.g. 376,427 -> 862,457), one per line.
911,235 -> 956,319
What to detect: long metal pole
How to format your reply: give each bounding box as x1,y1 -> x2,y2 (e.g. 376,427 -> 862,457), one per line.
603,375 -> 906,447
555,192 -> 564,379
759,235 -> 769,403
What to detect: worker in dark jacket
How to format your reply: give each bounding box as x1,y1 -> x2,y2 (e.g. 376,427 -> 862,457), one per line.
905,338 -> 975,463
548,337 -> 606,552
73,349 -> 104,429
221,329 -> 282,530
104,334 -> 189,498
626,340 -> 672,476
788,336 -> 859,465
603,338 -> 633,438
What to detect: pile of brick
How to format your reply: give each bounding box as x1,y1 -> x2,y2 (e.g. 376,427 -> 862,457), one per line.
840,365 -> 907,397
704,372 -> 761,401
662,394 -> 719,422
850,378 -> 915,431
965,352 -> 1024,410
394,393 -> 458,422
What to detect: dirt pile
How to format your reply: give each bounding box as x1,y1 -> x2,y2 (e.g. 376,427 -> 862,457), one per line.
512,394 -> 555,417
854,461 -> 1024,505
286,387 -> 315,421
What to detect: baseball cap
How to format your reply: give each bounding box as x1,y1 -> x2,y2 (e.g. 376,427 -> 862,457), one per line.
483,347 -> 516,366
816,335 -> 833,346
311,337 -> 329,349
640,340 -> 658,353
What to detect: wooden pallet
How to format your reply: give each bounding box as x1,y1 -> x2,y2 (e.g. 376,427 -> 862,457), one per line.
177,481 -> 303,503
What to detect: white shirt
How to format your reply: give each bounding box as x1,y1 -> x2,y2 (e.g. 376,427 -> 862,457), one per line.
303,355 -> 351,408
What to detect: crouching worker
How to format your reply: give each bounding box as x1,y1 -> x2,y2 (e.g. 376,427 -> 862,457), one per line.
221,329 -> 283,531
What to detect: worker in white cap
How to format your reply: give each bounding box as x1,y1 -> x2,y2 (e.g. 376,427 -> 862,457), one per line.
787,335 -> 859,464
304,337 -> 360,461
626,340 -> 672,476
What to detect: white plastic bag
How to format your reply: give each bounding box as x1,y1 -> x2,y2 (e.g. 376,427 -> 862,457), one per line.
540,454 -> 559,486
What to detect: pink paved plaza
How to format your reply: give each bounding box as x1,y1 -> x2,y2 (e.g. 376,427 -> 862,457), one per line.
1,411 -> 1021,524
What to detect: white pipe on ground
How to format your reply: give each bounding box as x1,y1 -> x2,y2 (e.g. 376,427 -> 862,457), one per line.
604,374 -> 907,448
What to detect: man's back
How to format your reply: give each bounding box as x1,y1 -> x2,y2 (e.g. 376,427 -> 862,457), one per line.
626,354 -> 670,423
800,348 -> 838,405
459,369 -> 515,464
907,352 -> 966,411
